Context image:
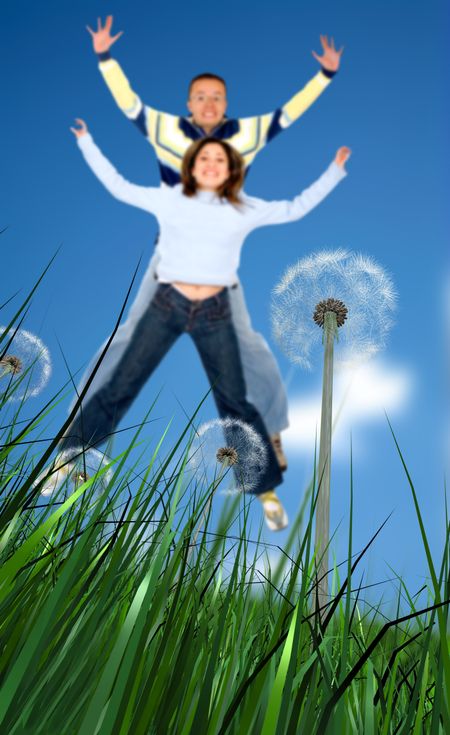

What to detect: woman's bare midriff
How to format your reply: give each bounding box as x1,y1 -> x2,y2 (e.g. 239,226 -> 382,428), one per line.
171,282 -> 225,301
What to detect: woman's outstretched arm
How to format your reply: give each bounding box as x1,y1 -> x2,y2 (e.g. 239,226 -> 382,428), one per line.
71,119 -> 161,213
249,147 -> 351,227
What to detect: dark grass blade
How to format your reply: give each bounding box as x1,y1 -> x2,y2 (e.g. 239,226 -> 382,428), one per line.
316,597 -> 450,733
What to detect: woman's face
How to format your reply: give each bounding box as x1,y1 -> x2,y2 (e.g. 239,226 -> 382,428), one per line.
191,143 -> 230,191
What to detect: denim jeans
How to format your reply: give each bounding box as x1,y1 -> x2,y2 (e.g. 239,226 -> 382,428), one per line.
70,251 -> 289,434
64,284 -> 283,496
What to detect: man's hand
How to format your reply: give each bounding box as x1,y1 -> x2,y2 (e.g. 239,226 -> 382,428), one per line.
334,146 -> 351,168
312,35 -> 343,72
70,118 -> 88,139
86,15 -> 123,54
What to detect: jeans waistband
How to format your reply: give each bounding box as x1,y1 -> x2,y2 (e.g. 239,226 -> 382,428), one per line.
156,282 -> 230,310
154,273 -> 238,290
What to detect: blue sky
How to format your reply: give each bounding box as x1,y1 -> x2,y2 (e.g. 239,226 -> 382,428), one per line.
2,0 -> 448,606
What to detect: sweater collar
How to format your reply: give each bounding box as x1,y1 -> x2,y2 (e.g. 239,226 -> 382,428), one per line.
179,116 -> 240,139
194,189 -> 222,204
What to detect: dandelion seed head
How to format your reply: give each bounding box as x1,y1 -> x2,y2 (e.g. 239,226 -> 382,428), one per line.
188,417 -> 267,494
71,470 -> 89,484
0,326 -> 51,399
0,355 -> 23,375
313,298 -> 348,328
62,446 -> 113,490
216,446 -> 239,466
271,250 -> 396,370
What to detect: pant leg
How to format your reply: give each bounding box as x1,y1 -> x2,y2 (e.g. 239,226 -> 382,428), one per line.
68,251 -> 161,412
228,280 -> 289,434
189,290 -> 283,496
63,283 -> 181,451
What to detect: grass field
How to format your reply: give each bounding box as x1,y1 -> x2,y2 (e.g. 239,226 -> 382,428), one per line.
0,274 -> 448,734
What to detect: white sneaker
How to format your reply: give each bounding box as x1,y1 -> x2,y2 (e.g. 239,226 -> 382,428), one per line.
258,490 -> 289,531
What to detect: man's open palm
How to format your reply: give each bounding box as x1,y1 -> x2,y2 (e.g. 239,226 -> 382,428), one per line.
312,35 -> 343,72
86,15 -> 123,54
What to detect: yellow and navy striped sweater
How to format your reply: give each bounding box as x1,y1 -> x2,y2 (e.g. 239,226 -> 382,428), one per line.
97,54 -> 335,186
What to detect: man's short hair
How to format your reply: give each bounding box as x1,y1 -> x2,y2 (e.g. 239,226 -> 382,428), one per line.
188,73 -> 227,96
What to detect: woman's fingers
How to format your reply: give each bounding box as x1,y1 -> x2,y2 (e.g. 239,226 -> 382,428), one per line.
70,119 -> 88,138
335,146 -> 352,167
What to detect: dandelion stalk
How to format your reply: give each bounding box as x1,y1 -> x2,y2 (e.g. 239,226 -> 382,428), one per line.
271,250 -> 396,613
189,446 -> 239,555
314,301 -> 347,612
186,419 -> 266,566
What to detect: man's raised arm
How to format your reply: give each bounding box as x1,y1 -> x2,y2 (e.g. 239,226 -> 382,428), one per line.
87,16 -> 148,126
280,35 -> 343,127
239,35 -> 343,157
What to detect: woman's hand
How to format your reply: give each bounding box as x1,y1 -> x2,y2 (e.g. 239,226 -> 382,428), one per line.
335,146 -> 351,168
70,119 -> 88,139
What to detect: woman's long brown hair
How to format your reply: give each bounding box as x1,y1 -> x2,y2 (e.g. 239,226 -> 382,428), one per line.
181,137 -> 245,204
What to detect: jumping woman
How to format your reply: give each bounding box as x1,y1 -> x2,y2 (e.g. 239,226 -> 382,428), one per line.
40,120 -> 350,531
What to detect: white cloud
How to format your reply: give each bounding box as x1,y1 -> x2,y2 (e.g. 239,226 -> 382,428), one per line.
283,360 -> 414,457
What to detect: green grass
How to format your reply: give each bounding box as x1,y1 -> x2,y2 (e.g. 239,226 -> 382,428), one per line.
0,274 -> 449,734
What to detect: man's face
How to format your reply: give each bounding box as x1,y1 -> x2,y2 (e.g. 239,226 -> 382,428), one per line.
187,78 -> 227,133
191,143 -> 230,190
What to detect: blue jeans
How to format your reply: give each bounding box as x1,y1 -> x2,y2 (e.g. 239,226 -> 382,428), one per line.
63,284 -> 283,496
70,252 -> 289,434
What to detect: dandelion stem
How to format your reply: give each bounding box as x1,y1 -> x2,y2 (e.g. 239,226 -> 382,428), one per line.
315,310 -> 338,614
189,454 -> 235,561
